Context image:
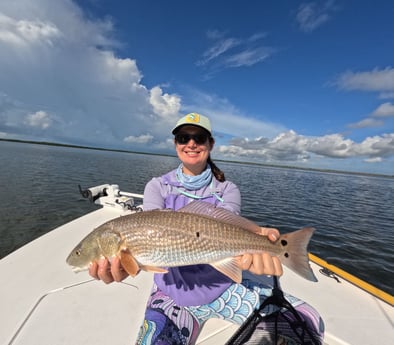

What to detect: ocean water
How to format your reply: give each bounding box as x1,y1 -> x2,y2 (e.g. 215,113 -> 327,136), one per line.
0,141 -> 393,295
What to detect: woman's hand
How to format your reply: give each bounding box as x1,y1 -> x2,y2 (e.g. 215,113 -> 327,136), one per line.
236,227 -> 283,276
88,256 -> 129,284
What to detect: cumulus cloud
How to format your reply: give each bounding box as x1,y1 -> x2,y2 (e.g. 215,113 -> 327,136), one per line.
150,86 -> 181,119
0,0 -> 283,153
296,1 -> 338,32
1,0 -> 392,173
24,110 -> 52,129
0,0 -> 181,148
356,134 -> 394,158
218,131 -> 394,163
0,12 -> 61,46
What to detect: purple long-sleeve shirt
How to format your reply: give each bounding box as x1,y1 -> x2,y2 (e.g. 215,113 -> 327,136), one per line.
143,168 -> 241,306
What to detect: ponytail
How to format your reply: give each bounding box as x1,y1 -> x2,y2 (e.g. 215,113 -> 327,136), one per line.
208,156 -> 225,182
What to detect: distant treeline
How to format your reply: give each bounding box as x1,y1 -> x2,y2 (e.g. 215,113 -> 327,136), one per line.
0,137 -> 171,157
1,138 -> 392,179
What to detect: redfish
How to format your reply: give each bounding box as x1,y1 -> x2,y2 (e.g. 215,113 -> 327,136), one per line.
66,201 -> 317,282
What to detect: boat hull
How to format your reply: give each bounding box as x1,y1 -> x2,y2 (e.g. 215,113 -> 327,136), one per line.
0,207 -> 392,344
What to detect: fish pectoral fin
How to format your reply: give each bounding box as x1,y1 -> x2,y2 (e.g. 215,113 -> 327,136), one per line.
210,258 -> 242,283
139,265 -> 168,274
120,251 -> 141,277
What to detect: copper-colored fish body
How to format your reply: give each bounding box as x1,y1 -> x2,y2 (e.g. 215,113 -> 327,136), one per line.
67,201 -> 317,282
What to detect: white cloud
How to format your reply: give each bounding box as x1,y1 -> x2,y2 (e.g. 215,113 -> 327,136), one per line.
372,102 -> 394,118
307,133 -> 354,158
0,12 -> 61,47
150,86 -> 181,119
24,110 -> 52,129
0,1 -> 284,153
347,118 -> 384,129
364,157 -> 382,163
354,134 -> 394,158
223,47 -> 273,68
6,16 -> 60,46
347,102 -> 394,129
336,67 -> 394,94
218,131 -> 394,163
0,0 -> 181,148
197,30 -> 275,76
198,37 -> 240,65
123,134 -> 153,144
0,1 -> 391,173
296,1 -> 338,32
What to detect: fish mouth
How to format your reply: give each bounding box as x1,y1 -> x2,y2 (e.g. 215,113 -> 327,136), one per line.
70,266 -> 88,273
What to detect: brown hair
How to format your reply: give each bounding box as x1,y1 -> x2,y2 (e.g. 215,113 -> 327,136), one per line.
207,136 -> 225,182
208,155 -> 225,182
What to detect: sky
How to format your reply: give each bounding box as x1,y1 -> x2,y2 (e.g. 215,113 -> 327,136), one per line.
0,0 -> 393,175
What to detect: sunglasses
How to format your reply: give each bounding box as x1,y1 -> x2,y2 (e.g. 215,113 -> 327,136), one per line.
175,132 -> 210,145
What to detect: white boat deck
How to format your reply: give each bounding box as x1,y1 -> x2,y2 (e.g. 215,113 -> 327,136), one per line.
0,206 -> 393,345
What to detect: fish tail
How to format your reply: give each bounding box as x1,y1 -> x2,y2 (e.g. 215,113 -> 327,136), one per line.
279,227 -> 318,282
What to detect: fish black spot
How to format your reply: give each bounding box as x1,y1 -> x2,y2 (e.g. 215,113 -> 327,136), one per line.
196,232 -> 200,238
281,239 -> 288,246
284,252 -> 289,258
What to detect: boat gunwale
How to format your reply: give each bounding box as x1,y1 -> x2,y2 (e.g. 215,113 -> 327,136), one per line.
308,253 -> 394,306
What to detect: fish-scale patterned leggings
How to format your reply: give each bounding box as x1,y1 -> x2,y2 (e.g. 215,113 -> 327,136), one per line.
135,279 -> 324,345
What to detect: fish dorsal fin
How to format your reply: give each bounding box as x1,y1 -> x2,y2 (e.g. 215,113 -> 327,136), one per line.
210,257 -> 242,283
178,201 -> 262,234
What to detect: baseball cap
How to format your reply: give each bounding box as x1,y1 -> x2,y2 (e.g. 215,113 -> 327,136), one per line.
172,113 -> 212,135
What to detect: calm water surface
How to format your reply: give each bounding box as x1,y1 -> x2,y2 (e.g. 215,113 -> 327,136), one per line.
0,141 -> 393,295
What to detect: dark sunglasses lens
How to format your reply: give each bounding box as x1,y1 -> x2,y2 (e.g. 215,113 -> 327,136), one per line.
194,134 -> 209,144
176,133 -> 208,144
175,134 -> 190,144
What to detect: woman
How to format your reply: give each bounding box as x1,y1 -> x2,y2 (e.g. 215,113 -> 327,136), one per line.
90,113 -> 324,344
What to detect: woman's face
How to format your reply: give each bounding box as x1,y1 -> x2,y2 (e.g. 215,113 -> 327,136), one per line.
174,125 -> 214,176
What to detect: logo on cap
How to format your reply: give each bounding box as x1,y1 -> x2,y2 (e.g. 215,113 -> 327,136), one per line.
185,113 -> 200,124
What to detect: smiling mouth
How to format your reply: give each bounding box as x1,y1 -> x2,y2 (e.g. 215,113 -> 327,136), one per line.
185,151 -> 200,156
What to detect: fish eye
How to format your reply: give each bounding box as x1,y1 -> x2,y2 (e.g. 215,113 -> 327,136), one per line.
75,250 -> 81,256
